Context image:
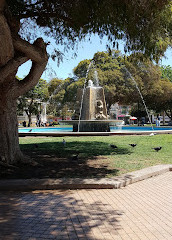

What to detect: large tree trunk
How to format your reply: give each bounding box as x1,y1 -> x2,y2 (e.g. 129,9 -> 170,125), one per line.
0,2 -> 48,164
0,9 -> 20,164
0,96 -> 23,164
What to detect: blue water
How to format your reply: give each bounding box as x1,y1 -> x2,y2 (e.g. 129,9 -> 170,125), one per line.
19,127 -> 73,133
18,126 -> 172,133
111,126 -> 172,132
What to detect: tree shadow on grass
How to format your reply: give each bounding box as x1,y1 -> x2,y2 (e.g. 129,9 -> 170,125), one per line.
21,141 -> 131,158
0,190 -> 124,239
1,141 -> 132,179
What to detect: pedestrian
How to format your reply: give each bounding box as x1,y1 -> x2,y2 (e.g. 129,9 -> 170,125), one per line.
156,114 -> 160,127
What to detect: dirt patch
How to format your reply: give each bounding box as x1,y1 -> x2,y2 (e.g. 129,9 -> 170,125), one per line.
0,154 -> 119,179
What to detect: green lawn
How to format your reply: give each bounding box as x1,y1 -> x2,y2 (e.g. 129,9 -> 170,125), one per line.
19,134 -> 172,178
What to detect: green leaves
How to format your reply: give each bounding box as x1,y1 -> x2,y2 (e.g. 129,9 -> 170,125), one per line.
161,65 -> 172,81
6,0 -> 172,60
17,78 -> 49,119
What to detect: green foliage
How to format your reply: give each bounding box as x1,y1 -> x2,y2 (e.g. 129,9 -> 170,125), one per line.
66,50 -> 172,117
6,0 -> 172,61
161,65 -> 172,81
47,77 -> 76,116
130,103 -> 148,119
70,50 -> 141,109
73,60 -> 91,78
47,78 -> 64,115
44,50 -> 172,120
17,78 -> 49,125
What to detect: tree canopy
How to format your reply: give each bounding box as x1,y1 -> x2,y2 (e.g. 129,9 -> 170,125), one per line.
6,0 -> 172,61
68,50 -> 172,116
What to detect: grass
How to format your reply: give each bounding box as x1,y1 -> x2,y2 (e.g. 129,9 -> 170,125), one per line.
19,134 -> 172,178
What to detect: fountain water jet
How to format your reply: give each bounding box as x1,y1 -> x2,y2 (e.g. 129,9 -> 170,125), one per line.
122,65 -> 154,130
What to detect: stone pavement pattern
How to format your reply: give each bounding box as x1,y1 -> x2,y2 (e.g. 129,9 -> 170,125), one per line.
0,172 -> 172,240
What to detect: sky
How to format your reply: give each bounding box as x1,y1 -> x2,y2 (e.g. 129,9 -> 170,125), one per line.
17,34 -> 172,82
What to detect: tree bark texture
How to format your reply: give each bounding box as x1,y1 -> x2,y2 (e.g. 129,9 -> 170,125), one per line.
0,97 -> 22,164
0,3 -> 48,164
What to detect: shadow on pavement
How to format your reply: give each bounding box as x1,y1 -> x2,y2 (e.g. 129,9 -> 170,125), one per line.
0,190 -> 123,239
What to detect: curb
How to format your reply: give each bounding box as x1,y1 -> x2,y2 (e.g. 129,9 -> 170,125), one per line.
0,164 -> 172,191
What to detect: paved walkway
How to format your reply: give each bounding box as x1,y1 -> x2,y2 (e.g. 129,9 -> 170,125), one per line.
0,172 -> 172,240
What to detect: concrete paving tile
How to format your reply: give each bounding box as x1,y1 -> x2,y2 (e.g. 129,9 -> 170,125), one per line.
0,172 -> 172,240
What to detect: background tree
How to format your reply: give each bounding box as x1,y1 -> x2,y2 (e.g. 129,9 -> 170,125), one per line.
70,50 -> 172,119
47,77 -> 75,117
155,65 -> 172,120
122,57 -> 172,121
161,65 -> 172,81
1,0 -> 172,164
70,51 -> 145,111
47,78 -> 64,116
17,79 -> 49,127
130,104 -> 148,120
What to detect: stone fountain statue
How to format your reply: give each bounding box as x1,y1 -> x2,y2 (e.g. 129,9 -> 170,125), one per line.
61,77 -> 122,132
77,79 -> 108,121
95,100 -> 107,120
71,79 -> 110,131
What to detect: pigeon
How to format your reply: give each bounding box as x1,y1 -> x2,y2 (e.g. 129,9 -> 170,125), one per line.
110,144 -> 118,149
62,139 -> 66,146
129,144 -> 137,147
29,129 -> 32,132
152,147 -> 162,152
149,133 -> 155,136
150,133 -> 157,136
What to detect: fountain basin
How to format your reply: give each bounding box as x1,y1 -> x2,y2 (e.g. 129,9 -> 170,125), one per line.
59,120 -> 123,132
18,126 -> 172,137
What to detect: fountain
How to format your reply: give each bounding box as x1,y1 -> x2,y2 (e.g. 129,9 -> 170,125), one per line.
19,58 -> 172,136
60,68 -> 123,132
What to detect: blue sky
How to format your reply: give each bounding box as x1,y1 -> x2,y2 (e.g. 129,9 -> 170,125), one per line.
17,34 -> 172,82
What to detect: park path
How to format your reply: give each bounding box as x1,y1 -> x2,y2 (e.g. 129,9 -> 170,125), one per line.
0,172 -> 172,240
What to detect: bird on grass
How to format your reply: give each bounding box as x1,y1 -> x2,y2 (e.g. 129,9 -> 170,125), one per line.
152,147 -> 162,152
29,129 -> 32,132
150,133 -> 157,136
110,144 -> 118,149
149,133 -> 155,136
62,139 -> 66,146
129,144 -> 137,147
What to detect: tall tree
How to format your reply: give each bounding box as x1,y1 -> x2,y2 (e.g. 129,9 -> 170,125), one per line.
71,51 -> 172,115
72,51 -> 141,110
47,77 -> 75,116
156,65 -> 172,120
0,0 -> 172,164
17,79 -> 48,127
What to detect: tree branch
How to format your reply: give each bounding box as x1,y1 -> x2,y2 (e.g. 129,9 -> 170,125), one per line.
165,110 -> 171,120
13,37 -> 48,97
12,35 -> 47,63
14,60 -> 47,97
0,55 -> 28,84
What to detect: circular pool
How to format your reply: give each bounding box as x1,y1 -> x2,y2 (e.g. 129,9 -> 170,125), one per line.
18,125 -> 172,136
